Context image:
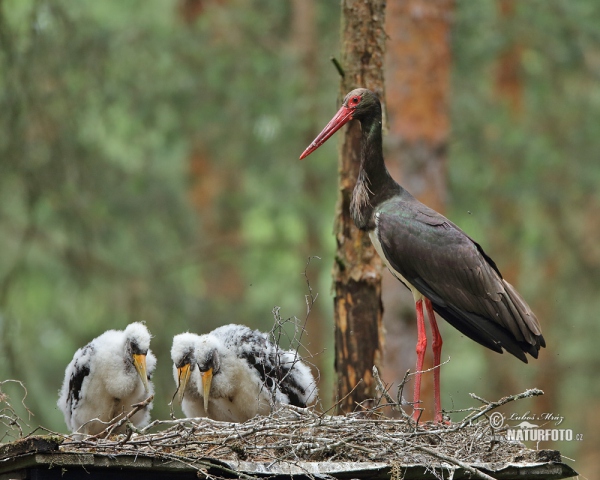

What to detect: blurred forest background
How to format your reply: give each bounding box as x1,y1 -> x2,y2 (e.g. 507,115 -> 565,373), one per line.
1,0 -> 599,476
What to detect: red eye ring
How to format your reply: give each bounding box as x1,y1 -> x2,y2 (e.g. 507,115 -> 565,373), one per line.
349,96 -> 360,106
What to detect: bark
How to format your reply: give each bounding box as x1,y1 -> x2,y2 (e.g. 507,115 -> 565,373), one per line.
485,0 -> 526,401
383,0 -> 453,420
385,0 -> 452,212
188,147 -> 245,299
495,0 -> 523,116
333,0 -> 387,413
178,0 -> 224,23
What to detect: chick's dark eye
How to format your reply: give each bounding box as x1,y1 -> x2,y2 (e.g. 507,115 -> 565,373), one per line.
198,364 -> 211,373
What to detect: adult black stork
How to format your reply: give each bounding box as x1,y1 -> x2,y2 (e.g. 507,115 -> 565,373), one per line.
300,88 -> 545,423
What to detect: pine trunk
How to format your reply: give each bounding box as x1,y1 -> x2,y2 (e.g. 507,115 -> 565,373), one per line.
485,0 -> 525,401
332,0 -> 387,413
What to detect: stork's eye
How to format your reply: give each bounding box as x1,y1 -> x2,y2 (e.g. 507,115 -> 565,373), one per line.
349,96 -> 361,106
177,353 -> 193,368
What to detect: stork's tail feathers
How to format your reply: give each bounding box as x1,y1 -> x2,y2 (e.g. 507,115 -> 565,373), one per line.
430,280 -> 546,364
502,280 -> 546,357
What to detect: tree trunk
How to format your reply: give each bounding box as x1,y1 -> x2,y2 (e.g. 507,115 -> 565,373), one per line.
333,0 -> 387,413
492,0 -> 558,434
382,0 -> 453,420
485,0 -> 526,401
495,0 -> 523,116
188,147 -> 245,300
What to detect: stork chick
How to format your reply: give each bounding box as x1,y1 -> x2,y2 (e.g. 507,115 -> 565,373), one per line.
58,322 -> 156,436
171,324 -> 317,422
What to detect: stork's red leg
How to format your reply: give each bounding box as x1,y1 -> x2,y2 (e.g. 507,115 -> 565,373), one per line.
412,298 -> 427,421
425,298 -> 443,423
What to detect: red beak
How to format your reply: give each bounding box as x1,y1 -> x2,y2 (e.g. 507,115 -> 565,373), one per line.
299,105 -> 354,160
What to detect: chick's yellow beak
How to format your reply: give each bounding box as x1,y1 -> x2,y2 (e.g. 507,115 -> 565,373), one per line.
132,353 -> 149,392
201,368 -> 213,413
176,363 -> 192,404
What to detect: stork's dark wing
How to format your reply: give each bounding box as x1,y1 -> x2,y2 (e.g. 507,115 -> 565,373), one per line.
66,344 -> 94,412
375,197 -> 545,362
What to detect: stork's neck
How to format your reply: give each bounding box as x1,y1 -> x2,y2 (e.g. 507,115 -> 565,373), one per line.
350,115 -> 399,230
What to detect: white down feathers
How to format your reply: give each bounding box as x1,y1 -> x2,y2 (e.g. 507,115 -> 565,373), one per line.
171,324 -> 317,422
58,322 -> 156,436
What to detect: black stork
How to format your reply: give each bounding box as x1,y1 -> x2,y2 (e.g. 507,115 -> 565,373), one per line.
300,88 -> 545,423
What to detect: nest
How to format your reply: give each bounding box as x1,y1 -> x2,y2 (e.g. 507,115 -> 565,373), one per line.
53,389 -> 563,480
61,407 -> 538,464
1,381 -> 575,480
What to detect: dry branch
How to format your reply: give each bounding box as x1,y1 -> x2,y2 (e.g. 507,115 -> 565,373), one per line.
0,379 -> 33,442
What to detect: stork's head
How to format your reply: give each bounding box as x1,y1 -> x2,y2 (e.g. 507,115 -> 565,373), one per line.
195,336 -> 223,414
171,332 -> 225,413
299,88 -> 381,160
124,322 -> 152,392
340,88 -> 381,121
171,332 -> 200,404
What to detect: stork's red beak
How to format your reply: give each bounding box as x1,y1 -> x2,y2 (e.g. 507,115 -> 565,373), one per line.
299,105 -> 354,160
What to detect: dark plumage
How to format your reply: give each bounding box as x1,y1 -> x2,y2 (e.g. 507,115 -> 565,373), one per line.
375,197 -> 544,361
300,88 -> 544,422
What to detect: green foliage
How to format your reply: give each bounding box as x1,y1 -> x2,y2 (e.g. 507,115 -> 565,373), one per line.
0,0 -> 339,432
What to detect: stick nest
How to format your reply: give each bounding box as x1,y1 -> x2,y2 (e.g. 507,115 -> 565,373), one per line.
59,391 -> 547,471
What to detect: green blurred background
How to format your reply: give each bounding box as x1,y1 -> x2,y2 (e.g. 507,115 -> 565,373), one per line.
1,0 -> 599,476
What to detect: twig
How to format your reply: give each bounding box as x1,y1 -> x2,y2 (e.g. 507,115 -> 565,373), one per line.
396,369 -> 411,409
372,366 -> 410,417
412,444 -> 497,480
410,356 -> 451,376
330,57 -> 345,78
460,388 -> 544,427
321,379 -> 364,416
0,379 -> 33,441
262,257 -> 321,411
